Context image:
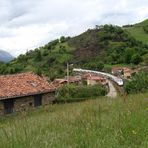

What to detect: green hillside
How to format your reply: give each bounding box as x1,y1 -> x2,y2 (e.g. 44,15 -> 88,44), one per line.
0,93 -> 148,148
124,19 -> 148,44
0,24 -> 148,79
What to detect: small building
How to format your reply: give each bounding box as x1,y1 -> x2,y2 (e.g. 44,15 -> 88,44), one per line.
112,67 -> 123,76
87,76 -> 108,86
123,68 -> 133,79
52,78 -> 68,87
82,73 -> 92,79
68,76 -> 82,85
53,76 -> 82,87
0,73 -> 56,115
112,67 -> 135,79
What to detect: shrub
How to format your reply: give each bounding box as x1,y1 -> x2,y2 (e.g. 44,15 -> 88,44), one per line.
124,72 -> 148,94
85,62 -> 104,71
131,54 -> 142,64
34,68 -> 42,76
56,84 -> 107,102
143,25 -> 148,34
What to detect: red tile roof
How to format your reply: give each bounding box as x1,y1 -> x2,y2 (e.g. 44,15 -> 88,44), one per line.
112,67 -> 123,72
53,79 -> 67,84
88,76 -> 106,81
53,76 -> 81,87
68,76 -> 81,83
0,73 -> 56,100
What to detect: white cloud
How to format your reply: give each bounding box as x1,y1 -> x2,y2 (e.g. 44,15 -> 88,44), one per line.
0,0 -> 148,56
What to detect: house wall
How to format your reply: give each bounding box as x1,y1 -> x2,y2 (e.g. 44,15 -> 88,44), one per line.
42,92 -> 55,106
87,79 -> 98,86
124,72 -> 131,79
0,92 -> 55,115
14,96 -> 34,112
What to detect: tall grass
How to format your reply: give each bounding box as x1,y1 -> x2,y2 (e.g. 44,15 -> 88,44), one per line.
0,93 -> 148,148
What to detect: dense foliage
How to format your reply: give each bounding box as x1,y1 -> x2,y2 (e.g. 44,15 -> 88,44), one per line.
143,25 -> 148,34
56,84 -> 107,101
124,72 -> 148,94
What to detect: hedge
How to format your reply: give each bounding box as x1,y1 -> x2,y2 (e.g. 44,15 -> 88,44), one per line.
56,84 -> 107,102
124,72 -> 148,94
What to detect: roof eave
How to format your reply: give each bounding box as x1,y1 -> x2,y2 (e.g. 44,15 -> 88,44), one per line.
0,89 -> 56,101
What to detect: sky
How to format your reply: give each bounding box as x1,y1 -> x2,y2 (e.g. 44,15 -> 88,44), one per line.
0,0 -> 148,57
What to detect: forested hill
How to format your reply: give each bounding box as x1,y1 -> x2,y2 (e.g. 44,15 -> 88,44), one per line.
0,22 -> 148,80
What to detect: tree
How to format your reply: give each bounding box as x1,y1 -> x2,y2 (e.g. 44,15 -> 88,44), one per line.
60,36 -> 66,43
34,68 -> 42,76
124,48 -> 135,64
143,54 -> 148,65
125,72 -> 148,94
35,50 -> 42,61
85,62 -> 104,71
97,62 -> 104,71
143,25 -> 148,33
131,54 -> 142,64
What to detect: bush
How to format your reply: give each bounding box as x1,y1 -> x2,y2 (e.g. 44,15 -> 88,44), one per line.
56,84 -> 107,102
131,54 -> 142,64
143,25 -> 148,34
34,68 -> 42,76
60,36 -> 66,43
124,72 -> 148,94
85,62 -> 104,71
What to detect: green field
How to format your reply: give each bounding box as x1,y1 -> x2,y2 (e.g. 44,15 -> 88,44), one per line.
126,27 -> 148,44
0,93 -> 148,148
125,19 -> 148,44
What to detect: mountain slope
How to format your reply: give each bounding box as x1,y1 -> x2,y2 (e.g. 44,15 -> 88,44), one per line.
0,50 -> 14,62
0,23 -> 148,78
124,19 -> 148,44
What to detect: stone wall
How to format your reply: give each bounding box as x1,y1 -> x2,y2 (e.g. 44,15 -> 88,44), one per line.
0,92 -> 55,115
42,92 -> 55,106
14,96 -> 34,112
14,92 -> 55,112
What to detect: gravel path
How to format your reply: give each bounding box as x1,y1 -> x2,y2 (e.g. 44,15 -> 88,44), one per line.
106,80 -> 117,98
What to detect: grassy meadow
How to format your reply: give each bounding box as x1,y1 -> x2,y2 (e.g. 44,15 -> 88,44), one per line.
0,93 -> 148,148
126,26 -> 148,44
125,19 -> 148,44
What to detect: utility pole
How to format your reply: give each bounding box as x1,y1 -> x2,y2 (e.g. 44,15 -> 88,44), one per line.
66,63 -> 73,85
67,62 -> 69,85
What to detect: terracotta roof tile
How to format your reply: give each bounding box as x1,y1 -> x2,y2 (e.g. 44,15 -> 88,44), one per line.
88,76 -> 106,81
0,72 -> 56,100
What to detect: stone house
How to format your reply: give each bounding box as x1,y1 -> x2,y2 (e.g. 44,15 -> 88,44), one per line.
86,76 -> 108,86
112,67 -> 135,79
0,73 -> 56,115
123,67 -> 135,79
112,67 -> 123,76
53,76 -> 82,87
80,73 -> 108,86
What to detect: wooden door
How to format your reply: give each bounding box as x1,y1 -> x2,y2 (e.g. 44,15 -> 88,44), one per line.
34,94 -> 42,107
4,99 -> 14,114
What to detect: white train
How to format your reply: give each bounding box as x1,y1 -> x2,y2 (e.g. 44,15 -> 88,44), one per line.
73,68 -> 124,86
